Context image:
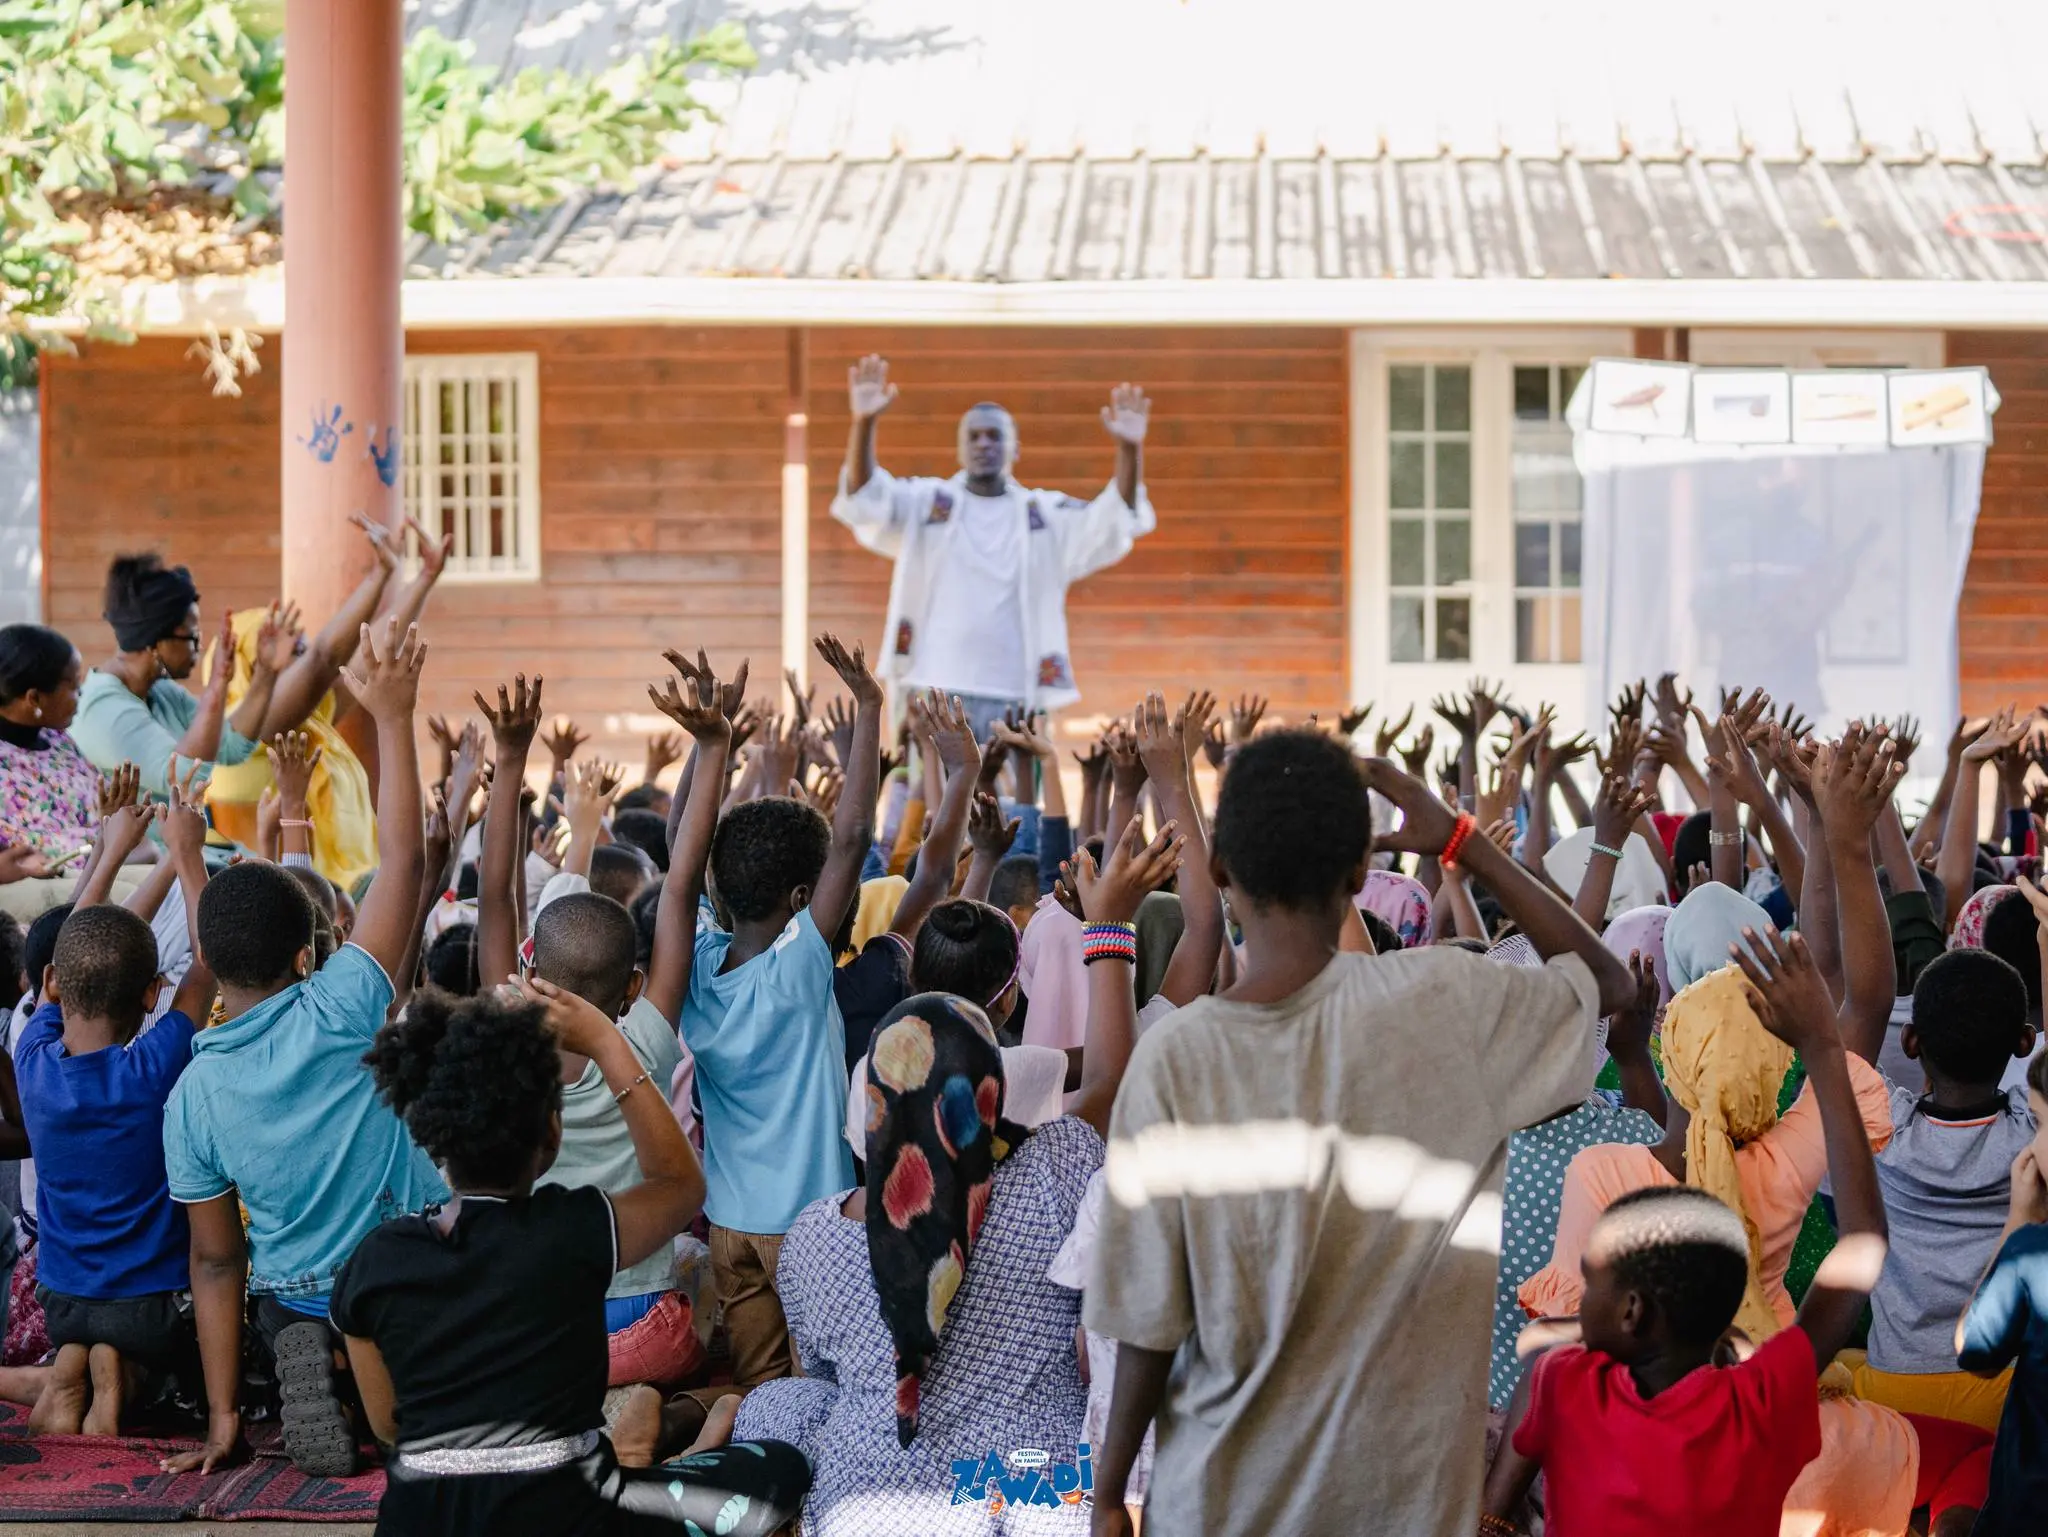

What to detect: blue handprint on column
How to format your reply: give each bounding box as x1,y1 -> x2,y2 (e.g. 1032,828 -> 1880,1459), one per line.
366,425 -> 400,487
299,404 -> 354,462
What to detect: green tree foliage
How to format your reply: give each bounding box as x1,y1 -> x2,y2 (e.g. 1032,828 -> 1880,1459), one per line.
0,0 -> 751,383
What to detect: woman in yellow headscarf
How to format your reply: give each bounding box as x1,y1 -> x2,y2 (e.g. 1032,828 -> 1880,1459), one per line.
206,515 -> 451,890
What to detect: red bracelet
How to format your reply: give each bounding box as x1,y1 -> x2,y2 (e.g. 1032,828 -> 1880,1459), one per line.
1440,812 -> 1478,868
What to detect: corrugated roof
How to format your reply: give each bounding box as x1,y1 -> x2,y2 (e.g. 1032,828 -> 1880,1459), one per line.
399,0 -> 2048,283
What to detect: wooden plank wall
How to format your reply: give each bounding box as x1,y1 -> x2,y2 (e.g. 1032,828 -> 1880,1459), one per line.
804,327 -> 1351,732
1949,331 -> 2048,717
43,330 -> 785,762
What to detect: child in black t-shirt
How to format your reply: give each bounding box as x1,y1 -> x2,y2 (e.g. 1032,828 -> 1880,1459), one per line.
332,985 -> 808,1537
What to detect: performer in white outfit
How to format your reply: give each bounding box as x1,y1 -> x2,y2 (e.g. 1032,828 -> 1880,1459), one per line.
830,354 -> 1155,735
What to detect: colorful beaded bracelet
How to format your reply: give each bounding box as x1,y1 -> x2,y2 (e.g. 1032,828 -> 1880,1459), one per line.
1081,921 -> 1138,965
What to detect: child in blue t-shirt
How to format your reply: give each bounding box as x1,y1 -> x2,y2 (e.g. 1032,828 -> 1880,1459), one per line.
14,803 -> 214,1439
678,635 -> 881,1391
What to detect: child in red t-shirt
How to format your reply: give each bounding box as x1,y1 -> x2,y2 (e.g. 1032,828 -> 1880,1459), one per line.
1482,927 -> 1890,1537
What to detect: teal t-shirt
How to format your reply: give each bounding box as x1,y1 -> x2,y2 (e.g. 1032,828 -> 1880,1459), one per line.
162,945 -> 447,1301
684,908 -> 852,1234
72,669 -> 257,797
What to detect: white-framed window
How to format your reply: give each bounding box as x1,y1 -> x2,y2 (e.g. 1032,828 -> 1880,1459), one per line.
1386,363 -> 1473,662
1511,363 -> 1585,664
402,353 -> 541,583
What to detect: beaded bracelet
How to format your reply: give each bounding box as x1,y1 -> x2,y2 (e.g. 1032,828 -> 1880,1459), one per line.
1477,1515 -> 1524,1537
1440,812 -> 1479,869
280,818 -> 315,831
1590,840 -> 1625,860
1708,830 -> 1744,847
1081,921 -> 1138,966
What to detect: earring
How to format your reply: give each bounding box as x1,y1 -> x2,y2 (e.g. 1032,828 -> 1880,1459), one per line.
31,707 -> 40,720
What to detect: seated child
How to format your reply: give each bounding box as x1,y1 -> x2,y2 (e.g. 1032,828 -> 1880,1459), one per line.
680,636 -> 880,1391
1854,948 -> 2036,1432
160,619 -> 442,1478
1954,1049 -> 2048,1537
333,982 -> 808,1537
1487,929 -> 1982,1537
16,865 -> 213,1435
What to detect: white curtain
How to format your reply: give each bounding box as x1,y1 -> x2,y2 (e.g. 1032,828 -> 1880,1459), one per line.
1576,434 -> 1984,745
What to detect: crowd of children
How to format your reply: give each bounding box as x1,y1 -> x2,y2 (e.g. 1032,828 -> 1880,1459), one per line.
0,571 -> 2045,1537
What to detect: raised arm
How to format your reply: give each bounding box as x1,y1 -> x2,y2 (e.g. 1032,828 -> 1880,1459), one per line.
643,649 -> 733,1024
1912,717 -> 1986,859
1939,709 -> 2024,932
474,675 -> 545,989
159,778 -> 218,1022
1101,383 -> 1149,510
1715,710 -> 1805,912
1733,929 -> 1886,1370
807,634 -> 882,943
165,609 -> 238,769
1066,820 -> 1184,1137
73,764 -> 155,911
1569,768 -> 1657,930
1812,729 -> 1905,1065
337,620 -> 428,979
256,515 -> 400,735
224,603 -> 289,745
892,694 -> 981,940
1134,693 -> 1223,1007
522,977 -> 706,1265
842,354 -> 897,496
1366,758 -> 1634,1016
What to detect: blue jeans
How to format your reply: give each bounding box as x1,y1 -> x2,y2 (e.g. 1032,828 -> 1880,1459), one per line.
953,692 -> 1027,745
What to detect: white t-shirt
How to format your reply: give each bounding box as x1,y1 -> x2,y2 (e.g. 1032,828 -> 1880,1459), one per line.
904,492 -> 1028,699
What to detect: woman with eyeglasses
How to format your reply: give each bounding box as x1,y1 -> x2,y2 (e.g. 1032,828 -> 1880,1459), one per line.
70,553 -> 286,801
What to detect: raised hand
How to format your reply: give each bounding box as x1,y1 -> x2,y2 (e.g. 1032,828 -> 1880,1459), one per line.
1812,727 -> 1904,843
1337,704 -> 1372,738
822,697 -> 858,771
1730,927 -> 1834,1056
848,354 -> 899,421
351,509 -> 401,572
1106,719 -> 1145,794
161,763 -> 210,866
542,718 -> 588,770
650,649 -> 734,746
1652,672 -> 1694,733
1360,757 -> 1458,856
1175,691 -> 1217,762
1591,769 -> 1656,852
1611,680 -> 1648,728
96,762 -> 142,823
1071,817 -> 1185,924
1134,692 -> 1189,788
967,790 -> 1020,860
994,708 -> 1057,763
1962,707 -> 2025,764
445,722 -> 487,829
269,729 -> 323,811
785,667 -> 816,729
1607,951 -> 1662,1062
340,618 -> 427,724
425,714 -> 460,777
1229,693 -> 1268,745
473,673 -> 545,755
926,693 -> 981,778
1538,727 -> 1596,783
1100,382 -> 1151,446
1692,687 -> 1769,761
643,729 -> 685,781
254,600 -> 302,675
563,756 -> 623,834
1201,719 -> 1228,771
423,790 -> 453,875
1075,737 -> 1111,782
1707,713 -> 1773,809
404,514 -> 454,582
514,973 -> 619,1060
1432,691 -> 1479,743
1372,705 -> 1413,759
814,632 -> 883,709
1470,677 -> 1512,736
1775,700 -> 1814,744
1398,723 -> 1435,778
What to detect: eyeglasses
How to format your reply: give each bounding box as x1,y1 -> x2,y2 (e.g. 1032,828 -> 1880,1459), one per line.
162,632 -> 200,646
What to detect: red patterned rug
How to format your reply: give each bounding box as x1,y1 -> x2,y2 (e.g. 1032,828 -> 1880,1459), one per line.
0,1401 -> 383,1521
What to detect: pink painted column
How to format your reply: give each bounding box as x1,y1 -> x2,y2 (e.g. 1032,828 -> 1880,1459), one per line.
280,0 -> 405,621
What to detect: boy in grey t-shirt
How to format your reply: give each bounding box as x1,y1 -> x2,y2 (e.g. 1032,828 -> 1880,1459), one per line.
1860,948 -> 2038,1428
